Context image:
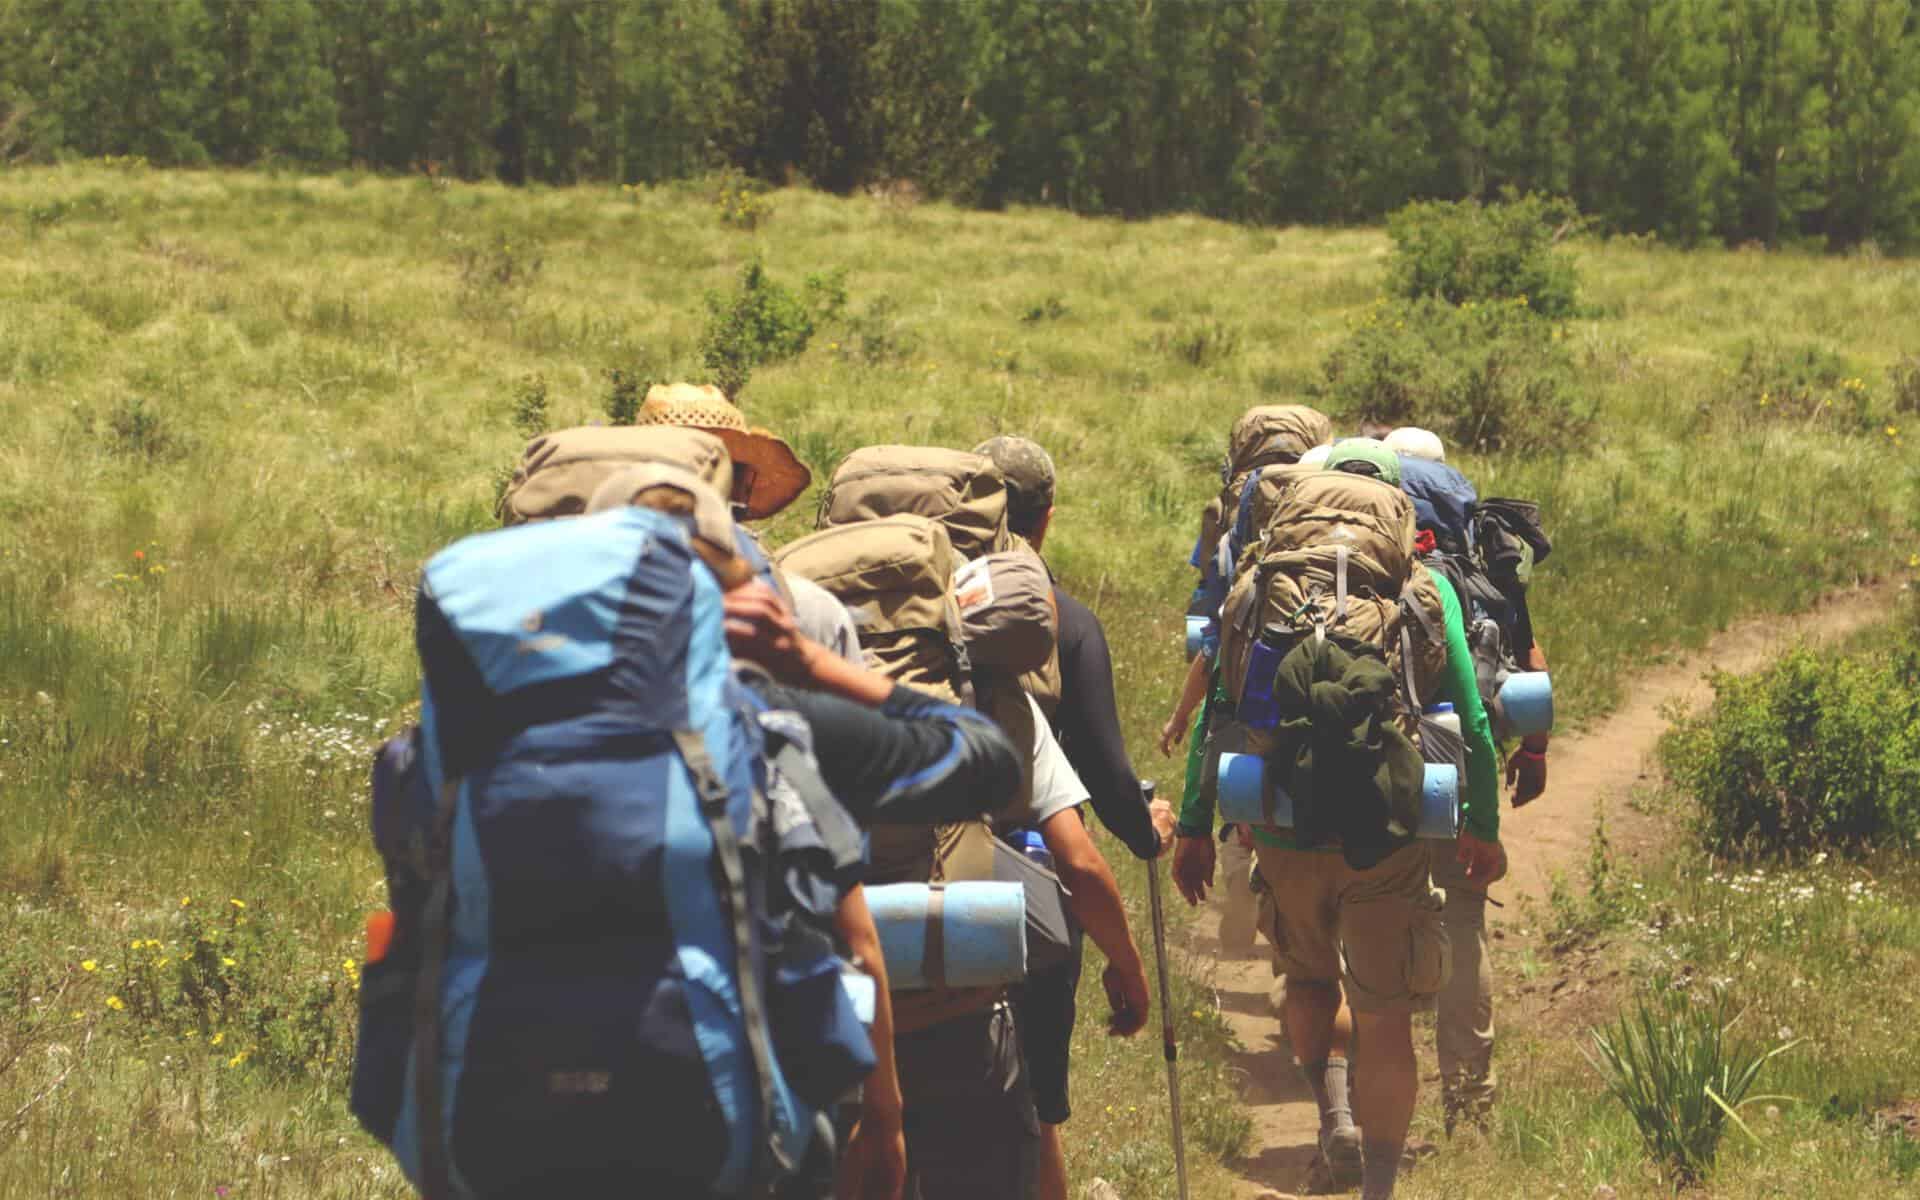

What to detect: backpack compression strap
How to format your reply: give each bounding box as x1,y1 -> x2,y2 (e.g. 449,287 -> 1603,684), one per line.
671,728 -> 793,1193
412,778 -> 462,1200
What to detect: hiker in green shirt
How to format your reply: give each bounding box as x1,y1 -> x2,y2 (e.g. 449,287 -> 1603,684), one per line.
1165,440 -> 1502,1200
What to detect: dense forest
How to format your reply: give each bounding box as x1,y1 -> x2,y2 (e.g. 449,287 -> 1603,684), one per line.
3,0 -> 1918,250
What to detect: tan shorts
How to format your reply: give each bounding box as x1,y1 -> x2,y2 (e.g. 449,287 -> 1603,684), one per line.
1252,842 -> 1450,1014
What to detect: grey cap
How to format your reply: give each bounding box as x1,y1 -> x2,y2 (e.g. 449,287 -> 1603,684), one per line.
972,435 -> 1056,530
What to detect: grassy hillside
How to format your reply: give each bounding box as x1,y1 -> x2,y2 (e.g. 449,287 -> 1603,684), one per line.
0,163 -> 1915,1198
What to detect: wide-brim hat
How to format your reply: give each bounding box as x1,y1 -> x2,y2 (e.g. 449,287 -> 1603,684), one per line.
634,383 -> 812,519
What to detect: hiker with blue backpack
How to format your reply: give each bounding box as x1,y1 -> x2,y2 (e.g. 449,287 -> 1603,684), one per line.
352,448 -> 1025,1200
1383,426 -> 1554,1135
1168,437 -> 1505,1199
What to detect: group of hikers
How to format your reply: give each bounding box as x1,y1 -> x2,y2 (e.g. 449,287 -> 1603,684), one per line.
346,385 -> 1554,1200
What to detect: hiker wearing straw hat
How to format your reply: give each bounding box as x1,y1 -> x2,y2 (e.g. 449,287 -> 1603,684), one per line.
634,383 -> 862,664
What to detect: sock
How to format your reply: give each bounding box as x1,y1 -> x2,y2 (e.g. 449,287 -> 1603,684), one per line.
1301,1058 -> 1355,1139
1361,1141 -> 1402,1200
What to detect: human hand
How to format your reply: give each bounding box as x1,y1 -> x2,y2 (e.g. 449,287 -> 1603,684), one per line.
722,581 -> 814,684
1506,744 -> 1547,807
1158,713 -> 1187,758
1149,797 -> 1176,857
1456,832 -> 1508,887
835,1109 -> 906,1200
1172,835 -> 1216,906
1103,959 -> 1150,1037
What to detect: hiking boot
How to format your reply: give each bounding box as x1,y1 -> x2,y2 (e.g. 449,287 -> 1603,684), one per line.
1319,1124 -> 1363,1189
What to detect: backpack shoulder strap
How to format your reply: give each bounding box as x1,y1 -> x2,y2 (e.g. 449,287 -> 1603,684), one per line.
412,777 -> 462,1200
670,727 -> 793,1188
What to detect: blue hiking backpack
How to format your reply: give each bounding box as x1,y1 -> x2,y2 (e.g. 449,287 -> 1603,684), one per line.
1395,454 -> 1479,558
351,506 -> 874,1199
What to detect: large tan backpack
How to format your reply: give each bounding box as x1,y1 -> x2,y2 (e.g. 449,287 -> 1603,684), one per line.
1196,405 -> 1333,570
499,426 -> 734,525
820,443 -> 1064,725
772,515 -> 998,887
1217,472 -> 1447,738
1226,461 -> 1324,578
820,445 -> 1014,561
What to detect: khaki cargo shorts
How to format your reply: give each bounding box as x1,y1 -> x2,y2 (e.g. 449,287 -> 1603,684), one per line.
1252,841 -> 1450,1014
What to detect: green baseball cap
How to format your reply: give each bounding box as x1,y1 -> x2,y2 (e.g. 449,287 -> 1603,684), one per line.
1323,437 -> 1402,486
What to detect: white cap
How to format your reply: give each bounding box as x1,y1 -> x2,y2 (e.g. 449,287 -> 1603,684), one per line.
1384,427 -> 1446,462
1299,444 -> 1333,468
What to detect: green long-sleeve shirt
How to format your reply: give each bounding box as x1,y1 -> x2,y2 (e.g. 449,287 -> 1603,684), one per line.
1176,569 -> 1502,845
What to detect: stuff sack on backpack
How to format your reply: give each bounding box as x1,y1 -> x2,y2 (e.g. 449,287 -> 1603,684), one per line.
1195,405 -> 1333,572
498,425 -> 735,525
1396,455 -> 1479,558
954,549 -> 1057,675
351,507 -> 872,1200
820,445 -> 1013,560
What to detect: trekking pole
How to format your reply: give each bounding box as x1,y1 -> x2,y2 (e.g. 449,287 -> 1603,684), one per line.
1142,780 -> 1191,1200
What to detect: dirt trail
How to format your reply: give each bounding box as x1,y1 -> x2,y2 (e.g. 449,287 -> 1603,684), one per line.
1195,581 -> 1902,1199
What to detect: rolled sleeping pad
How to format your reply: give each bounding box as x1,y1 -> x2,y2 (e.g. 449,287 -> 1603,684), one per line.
1215,752 -> 1460,840
1185,615 -> 1208,660
1494,671 -> 1554,737
864,880 -> 1027,990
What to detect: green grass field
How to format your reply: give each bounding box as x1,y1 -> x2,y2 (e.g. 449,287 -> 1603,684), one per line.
1,163 -> 1916,1198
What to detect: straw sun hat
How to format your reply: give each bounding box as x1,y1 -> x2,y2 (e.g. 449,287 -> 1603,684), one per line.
634,383 -> 812,520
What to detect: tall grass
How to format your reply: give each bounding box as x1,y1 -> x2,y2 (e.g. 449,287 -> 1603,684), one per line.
0,164 -> 1916,1196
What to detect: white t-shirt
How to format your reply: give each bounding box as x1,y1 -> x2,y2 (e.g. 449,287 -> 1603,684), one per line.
1024,692 -> 1090,828
786,574 -> 863,667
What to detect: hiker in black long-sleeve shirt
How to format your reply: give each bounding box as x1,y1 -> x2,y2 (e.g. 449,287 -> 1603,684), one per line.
975,436 -> 1175,1200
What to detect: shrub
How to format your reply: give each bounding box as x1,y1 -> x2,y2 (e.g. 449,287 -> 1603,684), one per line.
1891,355 -> 1920,416
103,396 -> 187,462
698,259 -> 829,398
1386,194 -> 1583,318
602,366 -> 647,425
1020,296 -> 1069,323
1158,318 -> 1240,368
510,372 -> 548,438
1660,646 -> 1920,855
446,229 -> 543,315
835,295 -> 920,365
1710,339 -> 1877,432
1587,986 -> 1798,1187
1316,297 -> 1591,453
712,170 -> 773,230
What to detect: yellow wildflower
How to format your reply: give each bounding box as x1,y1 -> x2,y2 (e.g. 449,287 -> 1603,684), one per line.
105,996 -> 125,1012
221,957 -> 237,968
80,959 -> 97,972
181,896 -> 191,908
210,1031 -> 225,1047
227,1051 -> 249,1068
229,898 -> 246,910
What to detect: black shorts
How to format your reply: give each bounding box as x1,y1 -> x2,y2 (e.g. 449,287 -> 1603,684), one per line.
1015,924 -> 1085,1125
898,1001 -> 1039,1200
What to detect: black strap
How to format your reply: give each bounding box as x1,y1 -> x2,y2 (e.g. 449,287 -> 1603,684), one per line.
413,777 -> 462,1200
671,728 -> 792,1193
924,883 -> 947,989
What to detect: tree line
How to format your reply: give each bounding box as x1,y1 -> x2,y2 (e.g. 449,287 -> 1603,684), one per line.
4,0 -> 1918,250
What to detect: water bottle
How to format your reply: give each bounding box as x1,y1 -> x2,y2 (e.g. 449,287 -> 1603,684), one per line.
1019,829 -> 1054,872
1423,701 -> 1461,741
1237,629 -> 1288,730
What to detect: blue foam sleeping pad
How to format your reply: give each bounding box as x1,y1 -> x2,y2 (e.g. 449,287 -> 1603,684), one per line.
864,881 -> 1028,990
1495,671 -> 1553,737
1215,753 -> 1460,840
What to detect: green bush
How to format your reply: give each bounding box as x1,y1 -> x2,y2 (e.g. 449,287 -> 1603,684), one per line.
699,259 -> 826,398
1588,985 -> 1798,1187
1386,194 -> 1584,318
1316,297 -> 1591,453
1661,646 -> 1920,855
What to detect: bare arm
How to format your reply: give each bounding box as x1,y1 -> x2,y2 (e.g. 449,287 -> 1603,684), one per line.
834,887 -> 906,1200
1159,651 -> 1213,757
1040,809 -> 1149,1036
